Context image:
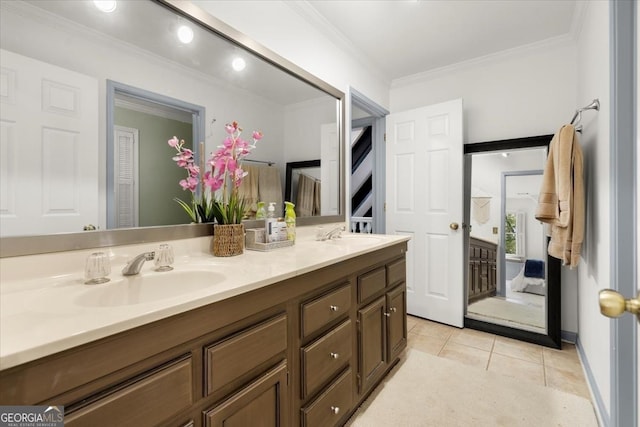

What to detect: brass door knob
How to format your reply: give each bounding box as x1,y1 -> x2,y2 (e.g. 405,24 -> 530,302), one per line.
450,222 -> 459,230
599,289 -> 640,319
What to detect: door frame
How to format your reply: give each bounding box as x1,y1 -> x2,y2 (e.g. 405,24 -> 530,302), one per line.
106,80 -> 205,229
349,87 -> 389,233
499,169 -> 544,298
609,1 -> 637,426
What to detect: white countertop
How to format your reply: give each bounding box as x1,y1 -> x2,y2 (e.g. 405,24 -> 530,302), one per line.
0,228 -> 409,370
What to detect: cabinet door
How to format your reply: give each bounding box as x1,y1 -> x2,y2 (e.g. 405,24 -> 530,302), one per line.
358,296 -> 386,394
386,284 -> 407,362
204,362 -> 288,427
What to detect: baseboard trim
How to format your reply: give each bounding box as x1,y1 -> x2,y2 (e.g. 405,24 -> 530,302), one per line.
561,330 -> 577,343
576,335 -> 609,427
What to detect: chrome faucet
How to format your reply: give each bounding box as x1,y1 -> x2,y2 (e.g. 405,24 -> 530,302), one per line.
317,226 -> 346,241
122,252 -> 155,276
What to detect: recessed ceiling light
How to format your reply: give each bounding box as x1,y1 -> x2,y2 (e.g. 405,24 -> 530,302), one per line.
232,57 -> 246,71
177,25 -> 194,44
94,0 -> 117,13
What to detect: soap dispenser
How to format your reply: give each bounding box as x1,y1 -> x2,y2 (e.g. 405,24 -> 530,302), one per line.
256,201 -> 266,219
265,202 -> 277,243
284,201 -> 296,242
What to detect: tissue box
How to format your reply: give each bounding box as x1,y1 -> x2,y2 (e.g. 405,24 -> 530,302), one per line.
269,221 -> 288,242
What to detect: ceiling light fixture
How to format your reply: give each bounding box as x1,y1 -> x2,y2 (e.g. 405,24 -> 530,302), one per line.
94,0 -> 117,13
177,25 -> 194,44
502,152 -> 510,158
232,57 -> 246,71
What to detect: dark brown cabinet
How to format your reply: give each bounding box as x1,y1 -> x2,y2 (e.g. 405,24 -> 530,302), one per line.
468,236 -> 497,303
1,242 -> 407,427
357,262 -> 407,397
386,284 -> 407,361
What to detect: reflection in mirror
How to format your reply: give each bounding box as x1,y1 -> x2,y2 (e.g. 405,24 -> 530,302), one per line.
285,160 -> 320,217
464,136 -> 561,348
0,0 -> 344,253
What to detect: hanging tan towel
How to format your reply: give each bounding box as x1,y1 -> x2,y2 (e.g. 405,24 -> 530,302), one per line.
535,124 -> 584,268
296,173 -> 315,217
237,164 -> 260,217
258,166 -> 283,217
472,197 -> 491,225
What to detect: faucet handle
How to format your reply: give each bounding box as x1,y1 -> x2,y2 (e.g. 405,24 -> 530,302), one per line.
154,244 -> 174,272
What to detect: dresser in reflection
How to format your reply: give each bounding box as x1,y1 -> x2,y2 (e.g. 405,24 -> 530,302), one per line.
468,237 -> 497,303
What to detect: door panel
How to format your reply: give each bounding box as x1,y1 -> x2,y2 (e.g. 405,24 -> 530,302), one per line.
0,49 -> 98,236
386,99 -> 464,327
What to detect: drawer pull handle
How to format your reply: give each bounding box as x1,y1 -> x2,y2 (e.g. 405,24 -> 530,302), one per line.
331,406 -> 340,415
330,352 -> 339,359
329,305 -> 339,312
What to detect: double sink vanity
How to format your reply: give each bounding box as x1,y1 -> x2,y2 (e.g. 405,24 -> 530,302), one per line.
0,227 -> 409,427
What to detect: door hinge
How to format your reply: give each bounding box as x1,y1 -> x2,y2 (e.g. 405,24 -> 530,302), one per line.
286,370 -> 289,386
384,132 -> 387,142
357,373 -> 362,388
384,202 -> 387,212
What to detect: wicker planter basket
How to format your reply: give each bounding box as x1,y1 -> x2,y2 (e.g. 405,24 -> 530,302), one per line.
212,224 -> 245,257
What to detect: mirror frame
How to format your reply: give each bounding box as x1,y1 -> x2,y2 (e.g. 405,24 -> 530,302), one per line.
463,134 -> 561,349
0,0 -> 345,258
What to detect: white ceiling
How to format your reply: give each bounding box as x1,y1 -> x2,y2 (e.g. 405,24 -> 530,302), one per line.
303,0 -> 580,81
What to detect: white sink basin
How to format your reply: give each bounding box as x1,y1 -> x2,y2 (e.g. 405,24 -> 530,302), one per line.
74,270 -> 225,307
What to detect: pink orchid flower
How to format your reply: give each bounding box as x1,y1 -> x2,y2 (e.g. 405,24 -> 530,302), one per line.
179,176 -> 198,192
168,136 -> 180,147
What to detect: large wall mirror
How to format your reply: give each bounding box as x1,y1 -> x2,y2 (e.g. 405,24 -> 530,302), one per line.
463,135 -> 561,349
0,0 -> 344,256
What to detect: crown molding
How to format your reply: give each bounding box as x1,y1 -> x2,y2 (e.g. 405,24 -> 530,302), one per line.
285,1 -> 391,86
391,33 -> 575,89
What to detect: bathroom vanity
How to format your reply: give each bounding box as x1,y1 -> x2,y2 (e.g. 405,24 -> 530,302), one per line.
0,232 -> 408,427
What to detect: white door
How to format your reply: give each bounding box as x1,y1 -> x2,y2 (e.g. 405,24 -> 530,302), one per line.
0,49 -> 99,236
386,99 -> 464,327
320,123 -> 339,216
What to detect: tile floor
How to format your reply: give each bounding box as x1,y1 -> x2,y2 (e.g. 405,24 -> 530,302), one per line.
407,315 -> 592,400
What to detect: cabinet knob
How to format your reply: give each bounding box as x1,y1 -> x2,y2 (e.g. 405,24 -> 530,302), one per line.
389,307 -> 397,313
329,305 -> 339,312
384,312 -> 391,317
330,352 -> 339,359
331,406 -> 340,415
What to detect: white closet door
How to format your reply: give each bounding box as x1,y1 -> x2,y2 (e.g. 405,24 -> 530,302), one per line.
114,126 -> 139,228
0,49 -> 98,236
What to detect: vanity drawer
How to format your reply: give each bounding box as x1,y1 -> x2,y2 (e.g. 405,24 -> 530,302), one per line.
205,314 -> 287,395
301,368 -> 353,427
301,320 -> 352,399
386,258 -> 406,287
358,267 -> 386,303
301,284 -> 351,338
65,356 -> 193,427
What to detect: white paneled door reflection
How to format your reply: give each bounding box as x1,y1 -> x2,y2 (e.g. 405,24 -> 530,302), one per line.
386,99 -> 464,327
0,49 -> 98,236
